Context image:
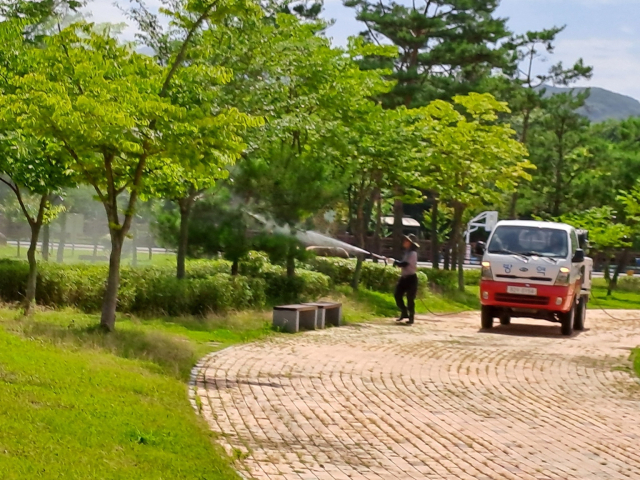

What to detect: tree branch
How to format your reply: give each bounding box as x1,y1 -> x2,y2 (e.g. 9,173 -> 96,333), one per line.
160,0 -> 220,98
0,176 -> 19,197
121,155 -> 147,234
35,192 -> 48,228
8,179 -> 36,226
104,152 -> 120,227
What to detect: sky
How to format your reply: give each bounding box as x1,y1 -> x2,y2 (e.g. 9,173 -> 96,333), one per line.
90,0 -> 640,101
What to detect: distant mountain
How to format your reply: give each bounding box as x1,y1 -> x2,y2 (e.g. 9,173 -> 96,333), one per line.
540,85 -> 640,123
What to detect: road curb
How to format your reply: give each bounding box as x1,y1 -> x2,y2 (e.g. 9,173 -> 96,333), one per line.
188,346 -> 249,480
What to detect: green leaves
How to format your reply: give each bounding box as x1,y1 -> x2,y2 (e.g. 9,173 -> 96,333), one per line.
411,93 -> 532,209
559,206 -> 632,250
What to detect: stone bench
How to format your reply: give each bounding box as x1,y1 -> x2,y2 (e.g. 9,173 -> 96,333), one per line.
304,302 -> 342,327
272,304 -> 318,333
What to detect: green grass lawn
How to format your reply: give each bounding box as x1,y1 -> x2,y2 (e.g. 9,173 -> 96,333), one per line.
0,308 -> 273,479
633,349 -> 640,380
339,285 -> 480,322
0,275 -> 636,479
589,278 -> 640,310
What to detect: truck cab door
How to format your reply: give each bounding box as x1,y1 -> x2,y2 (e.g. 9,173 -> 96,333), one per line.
570,229 -> 583,288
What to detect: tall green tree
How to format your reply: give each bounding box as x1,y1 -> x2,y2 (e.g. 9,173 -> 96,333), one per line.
127,0 -> 262,280
413,93 -> 532,290
559,206 -> 631,283
587,117 -> 640,206
344,0 -> 516,254
0,5 -> 82,313
3,0 -> 260,331
0,134 -> 76,313
503,26 -> 592,217
522,91 -> 596,218
226,16 -> 396,275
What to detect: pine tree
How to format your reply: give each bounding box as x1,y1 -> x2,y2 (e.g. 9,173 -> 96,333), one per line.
344,0 -> 516,257
344,0 -> 515,108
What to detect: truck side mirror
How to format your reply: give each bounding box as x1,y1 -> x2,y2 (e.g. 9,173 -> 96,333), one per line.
474,241 -> 486,256
572,249 -> 585,263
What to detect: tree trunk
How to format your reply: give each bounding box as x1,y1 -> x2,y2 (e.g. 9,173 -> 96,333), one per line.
443,242 -> 450,270
100,231 -> 123,332
450,209 -> 460,271
16,239 -> 20,258
355,194 -> 366,249
177,198 -> 193,280
286,251 -> 295,278
603,252 -> 611,283
373,190 -> 382,260
231,259 -> 239,276
148,246 -> 153,261
509,108 -> 532,220
351,255 -> 364,291
131,221 -> 138,268
608,249 -> 630,296
431,199 -> 439,269
56,213 -> 67,263
24,222 -> 42,315
453,204 -> 465,292
42,223 -> 50,261
393,196 -> 404,258
508,192 -> 519,220
552,123 -> 566,217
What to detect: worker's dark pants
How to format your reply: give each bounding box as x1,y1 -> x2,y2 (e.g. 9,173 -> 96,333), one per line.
395,274 -> 418,319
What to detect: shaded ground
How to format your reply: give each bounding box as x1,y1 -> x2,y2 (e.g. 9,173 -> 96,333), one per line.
195,310 -> 640,480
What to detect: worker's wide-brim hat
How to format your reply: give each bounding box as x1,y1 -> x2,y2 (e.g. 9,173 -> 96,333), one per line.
404,234 -> 420,248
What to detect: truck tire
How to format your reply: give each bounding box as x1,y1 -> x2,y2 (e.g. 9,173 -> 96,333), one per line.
574,297 -> 587,331
499,314 -> 511,326
481,306 -> 494,329
560,304 -> 575,336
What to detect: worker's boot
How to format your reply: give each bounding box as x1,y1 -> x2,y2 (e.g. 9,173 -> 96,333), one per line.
397,309 -> 408,322
406,312 -> 415,325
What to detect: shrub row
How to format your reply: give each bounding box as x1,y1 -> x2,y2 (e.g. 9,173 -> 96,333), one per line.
309,257 -> 400,292
309,257 -> 432,293
418,268 -> 482,291
0,259 -> 330,316
307,257 -> 482,293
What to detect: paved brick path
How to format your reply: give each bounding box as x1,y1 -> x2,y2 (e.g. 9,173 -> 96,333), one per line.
194,311 -> 640,480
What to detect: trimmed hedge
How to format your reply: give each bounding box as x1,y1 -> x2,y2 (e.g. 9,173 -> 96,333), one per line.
0,259 -> 329,316
309,257 -> 430,294
308,257 -> 480,293
418,268 -> 482,291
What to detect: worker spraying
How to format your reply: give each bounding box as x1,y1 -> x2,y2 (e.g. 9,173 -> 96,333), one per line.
390,234 -> 420,325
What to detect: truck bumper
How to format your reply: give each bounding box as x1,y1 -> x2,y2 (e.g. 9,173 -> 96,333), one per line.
480,280 -> 574,313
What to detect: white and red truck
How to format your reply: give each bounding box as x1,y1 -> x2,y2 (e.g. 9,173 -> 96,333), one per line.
475,220 -> 592,336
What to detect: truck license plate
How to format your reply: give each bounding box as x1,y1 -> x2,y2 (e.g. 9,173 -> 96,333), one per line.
507,286 -> 537,296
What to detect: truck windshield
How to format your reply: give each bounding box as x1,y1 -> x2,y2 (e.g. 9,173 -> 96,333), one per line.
488,226 -> 569,258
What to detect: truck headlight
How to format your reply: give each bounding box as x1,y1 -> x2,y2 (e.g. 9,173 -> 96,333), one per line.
555,267 -> 570,286
481,261 -> 493,280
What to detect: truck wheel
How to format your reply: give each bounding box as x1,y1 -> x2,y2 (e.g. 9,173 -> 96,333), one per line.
499,314 -> 511,326
560,304 -> 575,336
574,297 -> 587,331
481,306 -> 494,329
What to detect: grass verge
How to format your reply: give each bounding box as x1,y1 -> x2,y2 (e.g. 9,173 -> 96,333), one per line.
0,318 -> 245,479
0,281 -> 508,479
590,278 -> 640,310
632,349 -> 640,380
338,285 -> 479,323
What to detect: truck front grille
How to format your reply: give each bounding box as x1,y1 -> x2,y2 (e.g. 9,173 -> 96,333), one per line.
496,275 -> 553,282
495,293 -> 550,306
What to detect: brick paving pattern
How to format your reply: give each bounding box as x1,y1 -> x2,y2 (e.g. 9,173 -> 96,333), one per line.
194,311 -> 640,479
